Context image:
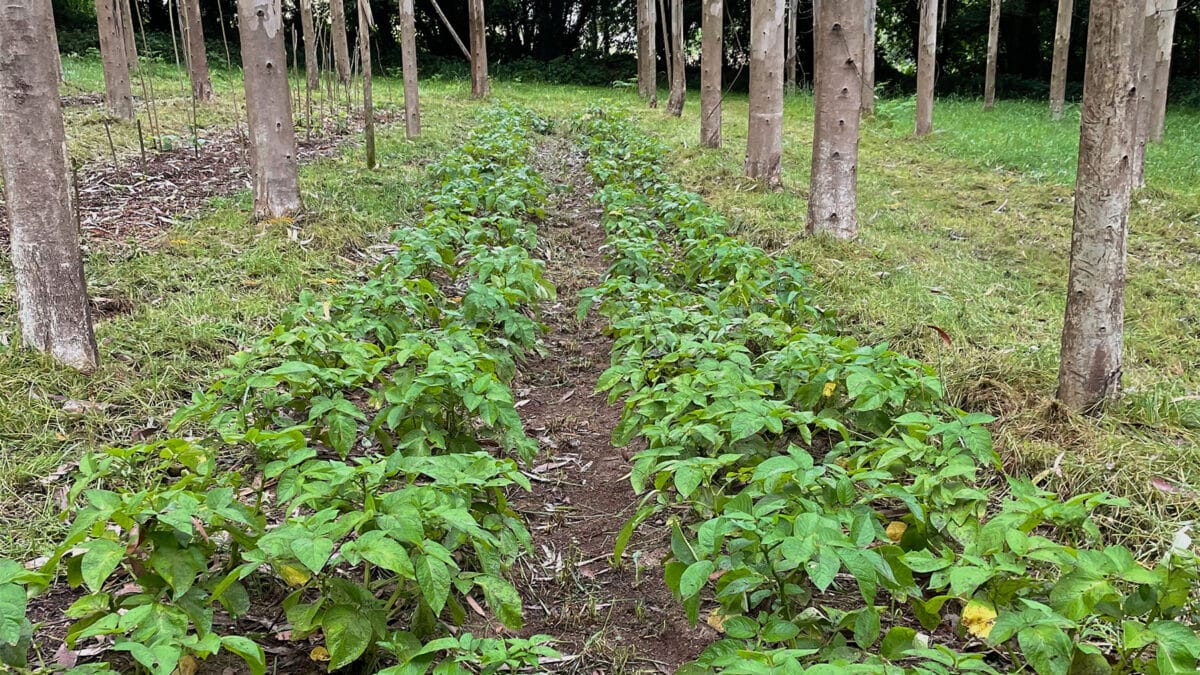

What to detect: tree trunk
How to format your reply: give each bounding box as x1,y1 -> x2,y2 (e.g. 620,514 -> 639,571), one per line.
0,0 -> 99,372
807,0 -> 863,239
914,0 -> 937,136
785,0 -> 798,90
745,0 -> 785,185
666,0 -> 685,116
1057,0 -> 1141,412
637,0 -> 652,98
359,0 -> 375,169
1149,0 -> 1177,142
180,0 -> 214,101
862,0 -> 876,114
330,0 -> 352,84
119,0 -> 138,72
1131,0 -> 1157,188
399,0 -> 420,137
95,0 -> 134,120
647,0 -> 659,107
700,0 -> 723,147
984,0 -> 1000,110
1048,0 -> 1073,119
468,0 -> 489,98
300,0 -> 320,92
237,0 -> 302,219
659,0 -> 673,88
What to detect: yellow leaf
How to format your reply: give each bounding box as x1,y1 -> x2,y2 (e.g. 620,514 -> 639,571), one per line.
321,277 -> 339,284
822,381 -> 837,397
175,655 -> 199,675
279,563 -> 311,587
321,301 -> 332,321
962,599 -> 997,639
705,608 -> 727,633
310,646 -> 331,662
885,521 -> 908,543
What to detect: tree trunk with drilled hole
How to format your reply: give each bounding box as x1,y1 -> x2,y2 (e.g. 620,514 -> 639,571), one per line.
330,0 -> 352,84
1149,0 -> 1177,142
984,0 -> 999,110
237,0 -> 302,219
300,0 -> 320,91
1131,0 -> 1157,188
1049,0 -> 1073,119
0,0 -> 100,372
666,0 -> 685,116
861,0 -> 875,114
95,0 -> 134,120
468,0 -> 489,98
745,0 -> 785,185
399,0 -> 421,137
914,0 -> 936,136
807,0 -> 863,239
1057,0 -> 1141,412
181,0 -> 213,101
700,0 -> 723,146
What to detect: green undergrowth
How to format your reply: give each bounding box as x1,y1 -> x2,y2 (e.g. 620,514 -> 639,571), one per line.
0,107 -> 563,673
624,90 -> 1200,556
575,109 -> 1200,674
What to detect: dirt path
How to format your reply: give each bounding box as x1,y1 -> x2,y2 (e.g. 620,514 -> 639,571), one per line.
498,137 -> 714,673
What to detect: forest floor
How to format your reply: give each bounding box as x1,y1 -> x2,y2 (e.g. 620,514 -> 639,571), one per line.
1,58 -> 1199,671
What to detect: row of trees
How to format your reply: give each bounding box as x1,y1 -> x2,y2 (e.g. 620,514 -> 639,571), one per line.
629,0 -> 1172,411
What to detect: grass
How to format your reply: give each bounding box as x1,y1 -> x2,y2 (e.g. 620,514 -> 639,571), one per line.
2,59 -> 1198,561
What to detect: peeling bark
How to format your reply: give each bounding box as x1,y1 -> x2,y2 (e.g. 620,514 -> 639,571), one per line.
807,0 -> 863,239
0,0 -> 99,371
700,0 -> 723,147
914,0 -> 937,136
1057,0 -> 1141,412
745,0 -> 785,185
238,0 -> 302,219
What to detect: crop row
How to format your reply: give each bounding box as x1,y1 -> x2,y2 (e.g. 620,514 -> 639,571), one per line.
0,108 -> 560,674
573,110 -> 1200,675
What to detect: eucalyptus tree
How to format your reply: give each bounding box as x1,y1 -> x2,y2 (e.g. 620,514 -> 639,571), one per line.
700,0 -> 724,147
1049,0 -> 1074,119
914,0 -> 937,136
95,0 -> 134,119
745,0 -> 785,185
665,0 -> 685,116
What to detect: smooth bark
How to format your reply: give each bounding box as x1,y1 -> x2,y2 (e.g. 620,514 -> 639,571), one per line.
665,0 -> 685,116
359,0 -> 375,168
330,0 -> 352,84
181,0 -> 214,101
119,0 -> 138,72
1131,0 -> 1156,188
659,0 -> 673,87
1049,0 -> 1073,119
95,0 -> 134,120
637,0 -> 656,98
300,0 -> 320,91
399,0 -> 421,137
0,0 -> 99,371
785,0 -> 798,90
914,0 -> 937,136
745,0 -> 785,185
468,0 -> 489,98
1149,0 -> 1177,141
237,0 -> 302,219
1057,0 -> 1141,412
861,0 -> 876,114
700,0 -> 723,147
807,0 -> 863,239
983,0 -> 999,110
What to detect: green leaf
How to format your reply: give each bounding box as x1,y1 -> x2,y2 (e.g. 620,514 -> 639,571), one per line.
729,413 -> 762,442
1150,620 -> 1200,674
323,604 -> 374,670
679,560 -> 714,599
355,532 -> 415,578
853,607 -> 881,648
1049,571 -> 1116,621
0,585 -> 27,646
674,466 -> 703,498
473,575 -> 524,629
724,615 -> 759,639
113,640 -> 181,675
221,636 -> 266,675
761,618 -> 800,643
414,553 -> 451,616
948,566 -> 992,597
806,553 -> 840,592
80,539 -> 125,593
328,412 -> 358,456
291,537 -> 334,575
1018,624 -> 1073,675
881,626 -> 918,660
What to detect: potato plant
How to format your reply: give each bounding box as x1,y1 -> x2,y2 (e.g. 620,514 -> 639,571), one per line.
575,110 -> 1200,675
